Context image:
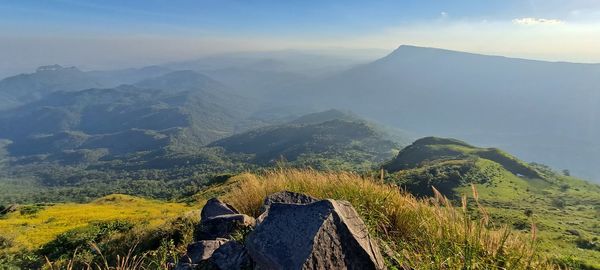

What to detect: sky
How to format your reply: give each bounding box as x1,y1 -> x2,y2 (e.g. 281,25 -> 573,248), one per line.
1,0 -> 600,76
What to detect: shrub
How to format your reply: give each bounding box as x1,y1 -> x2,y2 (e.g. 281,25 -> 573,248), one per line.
41,216 -> 197,269
552,256 -> 598,270
513,219 -> 530,230
19,205 -> 45,216
39,220 -> 134,261
0,235 -> 12,249
575,236 -> 600,251
551,198 -> 566,209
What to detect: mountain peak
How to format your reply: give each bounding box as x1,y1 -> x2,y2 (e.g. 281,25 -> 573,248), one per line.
385,45 -> 465,59
411,136 -> 473,148
149,70 -> 217,83
135,70 -> 226,92
35,64 -> 79,73
288,109 -> 359,125
384,45 -> 548,64
392,44 -> 435,52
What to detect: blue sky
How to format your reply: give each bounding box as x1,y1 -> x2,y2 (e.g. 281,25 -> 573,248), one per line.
1,0 -> 600,74
0,0 -> 588,36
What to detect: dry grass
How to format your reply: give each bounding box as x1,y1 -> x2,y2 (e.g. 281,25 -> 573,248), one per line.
220,168 -> 561,269
28,169 -> 567,269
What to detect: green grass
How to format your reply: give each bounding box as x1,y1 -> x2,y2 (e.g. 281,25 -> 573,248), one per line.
385,137 -> 600,268
2,154 -> 598,269
466,174 -> 600,268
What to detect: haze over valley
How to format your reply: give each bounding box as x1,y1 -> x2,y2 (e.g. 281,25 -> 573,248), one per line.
2,46 -> 599,183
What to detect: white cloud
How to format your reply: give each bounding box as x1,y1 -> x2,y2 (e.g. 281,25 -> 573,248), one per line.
440,11 -> 448,18
512,17 -> 565,25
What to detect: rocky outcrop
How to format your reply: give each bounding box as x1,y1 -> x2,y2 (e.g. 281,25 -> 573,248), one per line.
246,199 -> 386,270
177,192 -> 386,270
176,198 -> 255,270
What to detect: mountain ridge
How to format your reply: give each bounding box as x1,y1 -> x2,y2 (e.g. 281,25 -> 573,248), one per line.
210,110 -> 405,169
281,44 -> 600,182
388,45 -> 600,65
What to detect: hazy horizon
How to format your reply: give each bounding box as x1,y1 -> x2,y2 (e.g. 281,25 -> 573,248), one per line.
3,0 -> 600,76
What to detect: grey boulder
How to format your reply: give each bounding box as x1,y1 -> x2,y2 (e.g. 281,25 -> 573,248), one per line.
246,199 -> 386,270
201,198 -> 240,220
212,241 -> 254,270
197,214 -> 256,240
259,191 -> 318,214
175,239 -> 228,270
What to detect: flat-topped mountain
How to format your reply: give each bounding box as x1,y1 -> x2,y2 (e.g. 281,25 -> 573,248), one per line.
290,45 -> 600,182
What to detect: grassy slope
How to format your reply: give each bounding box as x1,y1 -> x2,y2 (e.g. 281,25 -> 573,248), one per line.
0,194 -> 196,251
457,166 -> 600,268
1,169 -> 560,269
385,137 -> 600,268
213,169 -> 556,269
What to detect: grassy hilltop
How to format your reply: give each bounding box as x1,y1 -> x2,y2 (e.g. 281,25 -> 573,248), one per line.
384,137 -> 600,268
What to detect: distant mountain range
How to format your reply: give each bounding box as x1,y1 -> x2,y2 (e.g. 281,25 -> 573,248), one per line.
282,45 -> 600,181
0,70 -> 264,166
0,64 -> 173,110
0,106 -> 409,201
1,45 -> 599,182
1,48 -> 599,267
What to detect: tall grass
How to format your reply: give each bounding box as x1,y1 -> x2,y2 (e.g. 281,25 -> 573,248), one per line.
44,243 -> 149,270
39,217 -> 194,270
43,241 -> 179,270
221,168 -> 561,269
41,168 -> 563,269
